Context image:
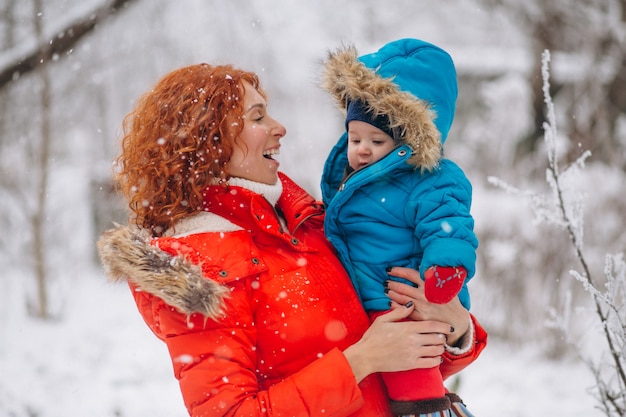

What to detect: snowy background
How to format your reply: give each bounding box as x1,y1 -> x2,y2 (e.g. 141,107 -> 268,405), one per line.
1,0 -> 624,416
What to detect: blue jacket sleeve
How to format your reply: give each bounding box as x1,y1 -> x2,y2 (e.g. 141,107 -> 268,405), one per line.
409,160 -> 478,280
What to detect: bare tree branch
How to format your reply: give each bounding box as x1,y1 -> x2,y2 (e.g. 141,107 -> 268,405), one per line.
0,0 -> 140,91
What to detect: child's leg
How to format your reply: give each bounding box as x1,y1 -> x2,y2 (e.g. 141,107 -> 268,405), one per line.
381,367 -> 445,400
368,310 -> 447,408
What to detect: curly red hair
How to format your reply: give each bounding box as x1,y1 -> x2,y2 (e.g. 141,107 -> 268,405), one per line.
115,63 -> 264,236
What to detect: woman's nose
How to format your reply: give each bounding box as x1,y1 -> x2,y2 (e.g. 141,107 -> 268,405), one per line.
272,118 -> 287,138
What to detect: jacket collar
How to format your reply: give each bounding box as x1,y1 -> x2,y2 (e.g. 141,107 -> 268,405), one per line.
203,172 -> 324,237
96,173 -> 324,318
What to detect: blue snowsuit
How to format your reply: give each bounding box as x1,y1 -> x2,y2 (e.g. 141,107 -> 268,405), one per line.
321,38 -> 478,312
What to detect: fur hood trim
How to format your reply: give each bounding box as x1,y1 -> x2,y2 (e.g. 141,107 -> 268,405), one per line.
97,224 -> 229,318
321,41 -> 455,172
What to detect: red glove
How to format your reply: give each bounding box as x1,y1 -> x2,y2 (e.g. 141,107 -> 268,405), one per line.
423,266 -> 467,304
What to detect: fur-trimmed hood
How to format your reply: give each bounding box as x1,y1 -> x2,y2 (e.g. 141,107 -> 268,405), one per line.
97,224 -> 229,319
321,38 -> 459,171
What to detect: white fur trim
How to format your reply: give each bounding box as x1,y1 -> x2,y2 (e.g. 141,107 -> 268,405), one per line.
445,315 -> 475,355
168,211 -> 243,237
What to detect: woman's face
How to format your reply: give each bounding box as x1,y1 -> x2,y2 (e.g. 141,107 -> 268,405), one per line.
226,82 -> 287,185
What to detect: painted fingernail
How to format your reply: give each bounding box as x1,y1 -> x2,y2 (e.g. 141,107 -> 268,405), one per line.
386,267 -> 392,272
383,280 -> 390,288
405,301 -> 414,308
384,288 -> 390,294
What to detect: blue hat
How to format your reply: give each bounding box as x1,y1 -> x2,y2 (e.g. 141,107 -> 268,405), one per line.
345,100 -> 395,139
323,39 -> 456,173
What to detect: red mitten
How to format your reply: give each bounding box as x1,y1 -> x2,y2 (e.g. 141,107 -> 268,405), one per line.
423,266 -> 467,304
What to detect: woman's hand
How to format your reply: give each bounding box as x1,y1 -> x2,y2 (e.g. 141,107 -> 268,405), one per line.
344,306 -> 453,383
385,267 -> 471,347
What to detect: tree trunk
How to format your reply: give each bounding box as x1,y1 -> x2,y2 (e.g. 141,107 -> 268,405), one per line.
30,0 -> 51,319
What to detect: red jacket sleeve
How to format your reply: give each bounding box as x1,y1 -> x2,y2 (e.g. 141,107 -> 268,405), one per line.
440,314 -> 487,381
131,285 -> 367,417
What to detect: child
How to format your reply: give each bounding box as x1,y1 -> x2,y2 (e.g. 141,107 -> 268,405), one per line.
321,38 -> 479,416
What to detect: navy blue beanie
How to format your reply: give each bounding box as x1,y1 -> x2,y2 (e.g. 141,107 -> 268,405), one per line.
345,100 -> 394,139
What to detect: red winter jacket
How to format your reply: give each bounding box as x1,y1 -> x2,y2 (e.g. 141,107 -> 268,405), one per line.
98,173 -> 487,417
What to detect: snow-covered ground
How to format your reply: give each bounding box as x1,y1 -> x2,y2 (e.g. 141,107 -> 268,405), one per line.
0,268 -> 603,417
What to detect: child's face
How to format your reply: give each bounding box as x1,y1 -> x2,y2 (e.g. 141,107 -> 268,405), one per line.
347,120 -> 395,170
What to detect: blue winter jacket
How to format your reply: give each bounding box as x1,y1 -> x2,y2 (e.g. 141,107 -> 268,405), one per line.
320,39 -> 478,312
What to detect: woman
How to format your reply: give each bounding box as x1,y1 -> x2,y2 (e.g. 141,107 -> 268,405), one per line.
97,63 -> 487,417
